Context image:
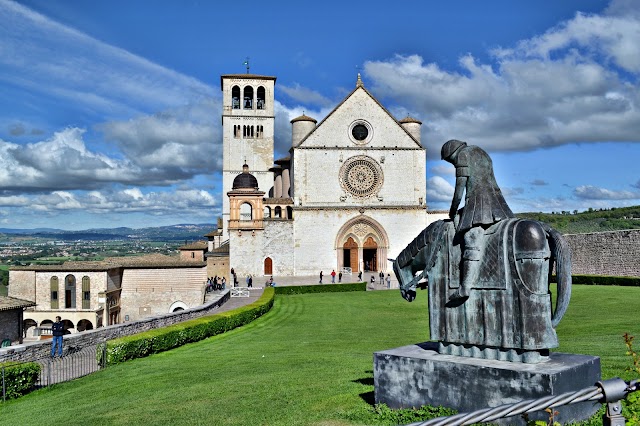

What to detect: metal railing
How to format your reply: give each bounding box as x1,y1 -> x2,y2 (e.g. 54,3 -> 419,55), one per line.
406,378 -> 639,426
2,343 -> 107,401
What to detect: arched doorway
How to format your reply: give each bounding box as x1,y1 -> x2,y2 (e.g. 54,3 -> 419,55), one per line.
343,237 -> 358,272
363,236 -> 378,272
264,257 -> 273,275
335,216 -> 389,274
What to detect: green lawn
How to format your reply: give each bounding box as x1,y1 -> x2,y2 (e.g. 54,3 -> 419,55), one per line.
3,286 -> 640,425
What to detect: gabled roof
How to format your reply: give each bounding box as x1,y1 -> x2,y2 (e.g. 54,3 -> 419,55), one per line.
295,81 -> 422,148
0,296 -> 36,311
178,241 -> 208,251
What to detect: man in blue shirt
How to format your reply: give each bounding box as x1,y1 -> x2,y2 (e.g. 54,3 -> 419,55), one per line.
51,316 -> 64,358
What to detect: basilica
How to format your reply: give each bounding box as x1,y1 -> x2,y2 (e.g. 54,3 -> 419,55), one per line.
221,73 -> 442,278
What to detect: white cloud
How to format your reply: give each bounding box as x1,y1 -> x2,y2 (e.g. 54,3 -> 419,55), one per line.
363,5 -> 640,155
279,83 -> 333,108
426,176 -> 454,203
0,0 -> 216,119
574,185 -> 640,200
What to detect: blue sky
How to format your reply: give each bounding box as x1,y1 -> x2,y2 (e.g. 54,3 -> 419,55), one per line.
1,0 -> 640,230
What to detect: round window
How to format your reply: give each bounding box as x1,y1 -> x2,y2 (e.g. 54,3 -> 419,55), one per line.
352,124 -> 368,141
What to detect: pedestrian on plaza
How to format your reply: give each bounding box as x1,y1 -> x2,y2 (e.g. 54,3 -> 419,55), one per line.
51,316 -> 64,358
386,274 -> 391,289
338,271 -> 342,283
369,275 -> 375,289
331,270 -> 336,283
358,271 -> 362,281
379,271 -> 384,285
319,271 -> 323,284
233,272 -> 238,287
248,275 -> 253,288
221,276 -> 227,289
246,275 -> 250,286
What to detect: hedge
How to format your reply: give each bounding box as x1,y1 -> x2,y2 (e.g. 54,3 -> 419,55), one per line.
571,274 -> 640,286
104,287 -> 275,366
273,282 -> 367,295
0,361 -> 40,400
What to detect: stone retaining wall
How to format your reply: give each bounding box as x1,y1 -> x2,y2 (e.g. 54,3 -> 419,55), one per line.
564,229 -> 640,277
0,291 -> 230,363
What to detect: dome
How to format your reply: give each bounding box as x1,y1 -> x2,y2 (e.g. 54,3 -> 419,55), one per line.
232,164 -> 259,190
290,114 -> 317,124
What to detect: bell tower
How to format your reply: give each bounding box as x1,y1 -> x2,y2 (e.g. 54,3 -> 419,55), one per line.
220,73 -> 276,236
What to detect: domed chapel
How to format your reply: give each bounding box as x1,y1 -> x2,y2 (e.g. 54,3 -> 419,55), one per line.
221,72 -> 440,278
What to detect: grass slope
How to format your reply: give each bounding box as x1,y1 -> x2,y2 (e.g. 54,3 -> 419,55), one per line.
3,286 -> 640,425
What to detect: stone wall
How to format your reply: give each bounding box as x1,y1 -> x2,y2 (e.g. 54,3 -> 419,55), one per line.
565,229 -> 640,277
0,291 -> 230,363
0,309 -> 22,344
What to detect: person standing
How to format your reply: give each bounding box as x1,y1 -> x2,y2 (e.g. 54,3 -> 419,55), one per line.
248,275 -> 253,288
358,271 -> 362,281
221,276 -> 226,289
386,274 -> 391,289
51,316 -> 64,358
338,271 -> 342,283
319,271 -> 323,284
331,270 -> 336,283
379,271 -> 384,285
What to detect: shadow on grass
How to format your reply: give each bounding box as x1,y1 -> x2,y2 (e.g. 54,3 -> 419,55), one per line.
353,371 -> 376,405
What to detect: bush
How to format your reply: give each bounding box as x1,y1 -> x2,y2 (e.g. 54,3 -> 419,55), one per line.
570,275 -> 640,286
104,287 -> 275,365
274,282 -> 366,295
0,362 -> 40,400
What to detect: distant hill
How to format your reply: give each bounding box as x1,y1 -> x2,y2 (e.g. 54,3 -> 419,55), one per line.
518,205 -> 640,234
0,224 -> 215,241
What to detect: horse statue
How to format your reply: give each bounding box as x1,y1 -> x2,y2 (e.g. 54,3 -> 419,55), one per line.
393,140 -> 572,363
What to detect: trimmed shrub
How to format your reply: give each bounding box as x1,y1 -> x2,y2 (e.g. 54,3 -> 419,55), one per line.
0,362 -> 40,400
104,287 -> 274,365
273,282 -> 367,295
555,274 -> 640,286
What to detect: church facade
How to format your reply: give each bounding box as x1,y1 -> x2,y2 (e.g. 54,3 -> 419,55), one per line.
222,73 -> 438,278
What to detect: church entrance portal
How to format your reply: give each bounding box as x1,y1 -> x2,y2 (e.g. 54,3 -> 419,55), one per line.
336,217 -> 388,274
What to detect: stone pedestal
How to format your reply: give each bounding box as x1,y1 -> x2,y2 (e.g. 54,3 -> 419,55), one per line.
374,342 -> 601,425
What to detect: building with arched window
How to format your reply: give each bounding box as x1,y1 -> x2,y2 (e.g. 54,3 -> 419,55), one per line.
222,72 -> 446,278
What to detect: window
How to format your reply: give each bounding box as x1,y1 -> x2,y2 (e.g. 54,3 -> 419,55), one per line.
232,86 -> 240,109
257,125 -> 263,138
243,86 -> 254,109
240,203 -> 252,221
257,86 -> 265,109
82,276 -> 90,309
65,275 -> 76,309
50,276 -> 59,309
234,125 -> 241,138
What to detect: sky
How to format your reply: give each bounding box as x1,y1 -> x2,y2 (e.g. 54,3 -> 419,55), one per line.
1,0 -> 640,230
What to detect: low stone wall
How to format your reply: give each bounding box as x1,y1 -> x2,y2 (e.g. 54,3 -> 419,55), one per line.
565,229 -> 640,277
0,291 -> 230,363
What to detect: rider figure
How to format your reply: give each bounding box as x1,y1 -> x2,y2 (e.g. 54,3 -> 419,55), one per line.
441,140 -> 514,300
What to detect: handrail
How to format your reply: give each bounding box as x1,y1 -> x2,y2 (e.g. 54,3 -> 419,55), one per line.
405,378 -> 639,426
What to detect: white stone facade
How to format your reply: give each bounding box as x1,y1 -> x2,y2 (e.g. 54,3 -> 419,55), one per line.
224,74 -> 435,278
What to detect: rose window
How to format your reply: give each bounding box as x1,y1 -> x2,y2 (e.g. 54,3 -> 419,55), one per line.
340,156 -> 383,198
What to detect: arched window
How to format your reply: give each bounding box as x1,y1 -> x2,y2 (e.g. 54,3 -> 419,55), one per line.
243,86 -> 254,109
250,125 -> 254,138
232,86 -> 241,109
82,276 -> 90,309
234,125 -> 241,138
240,203 -> 252,221
65,275 -> 76,309
257,125 -> 263,138
264,206 -> 271,218
50,277 -> 59,309
287,206 -> 293,219
274,206 -> 282,218
257,86 -> 266,109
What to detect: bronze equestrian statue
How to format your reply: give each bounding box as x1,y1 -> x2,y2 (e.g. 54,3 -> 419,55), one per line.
393,140 -> 571,363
